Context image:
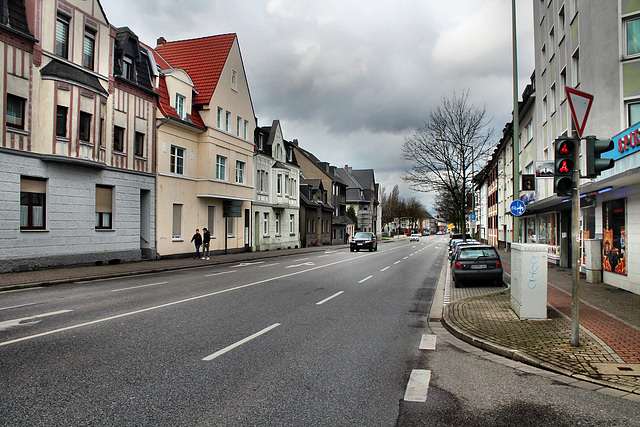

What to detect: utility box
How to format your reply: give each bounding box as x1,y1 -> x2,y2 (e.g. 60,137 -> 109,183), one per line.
585,239 -> 602,284
510,243 -> 548,320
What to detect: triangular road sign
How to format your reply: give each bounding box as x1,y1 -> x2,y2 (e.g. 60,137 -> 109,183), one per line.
565,87 -> 594,138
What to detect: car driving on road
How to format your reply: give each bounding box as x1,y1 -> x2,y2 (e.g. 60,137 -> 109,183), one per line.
409,233 -> 421,242
350,232 -> 378,252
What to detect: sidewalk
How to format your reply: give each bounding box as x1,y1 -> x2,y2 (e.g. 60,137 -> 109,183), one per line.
0,245 -> 349,292
440,246 -> 640,397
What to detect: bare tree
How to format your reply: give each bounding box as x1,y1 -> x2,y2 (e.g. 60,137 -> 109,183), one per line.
402,90 -> 494,233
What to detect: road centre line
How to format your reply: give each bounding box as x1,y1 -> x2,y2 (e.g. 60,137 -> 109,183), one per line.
0,302 -> 39,311
259,263 -> 280,268
0,254 -> 370,348
419,334 -> 437,350
394,260 -> 402,265
112,281 -> 169,292
294,258 -> 309,262
202,323 -> 281,361
358,275 -> 373,283
404,369 -> 432,402
380,266 -> 390,272
205,271 -> 237,277
316,291 -> 344,306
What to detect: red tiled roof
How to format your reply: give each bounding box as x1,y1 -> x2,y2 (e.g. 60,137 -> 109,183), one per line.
157,76 -> 205,129
155,33 -> 236,105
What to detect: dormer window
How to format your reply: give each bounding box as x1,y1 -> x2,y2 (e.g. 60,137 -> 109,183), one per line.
123,56 -> 133,80
176,94 -> 186,119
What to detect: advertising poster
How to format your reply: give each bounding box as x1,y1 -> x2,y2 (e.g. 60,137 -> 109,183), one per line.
603,199 -> 626,275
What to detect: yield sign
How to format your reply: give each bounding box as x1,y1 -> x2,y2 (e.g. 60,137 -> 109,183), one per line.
565,87 -> 594,138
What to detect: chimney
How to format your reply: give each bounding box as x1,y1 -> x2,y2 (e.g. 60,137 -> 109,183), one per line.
292,139 -> 299,147
345,165 -> 352,174
157,37 -> 166,46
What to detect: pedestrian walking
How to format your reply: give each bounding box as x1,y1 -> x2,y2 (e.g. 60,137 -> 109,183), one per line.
202,227 -> 211,260
190,229 -> 202,259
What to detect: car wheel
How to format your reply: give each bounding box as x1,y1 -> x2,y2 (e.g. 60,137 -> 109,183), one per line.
369,246 -> 373,252
350,247 -> 354,252
374,245 -> 377,252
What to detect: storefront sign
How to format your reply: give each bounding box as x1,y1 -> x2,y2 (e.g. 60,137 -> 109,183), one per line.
608,123 -> 640,161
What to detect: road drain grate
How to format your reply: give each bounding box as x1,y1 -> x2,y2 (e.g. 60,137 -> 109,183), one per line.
591,363 -> 640,376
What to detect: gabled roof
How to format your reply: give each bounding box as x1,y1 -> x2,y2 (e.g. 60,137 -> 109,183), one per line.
154,34 -> 237,105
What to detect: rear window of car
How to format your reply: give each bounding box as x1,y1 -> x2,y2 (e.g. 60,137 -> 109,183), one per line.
458,248 -> 499,260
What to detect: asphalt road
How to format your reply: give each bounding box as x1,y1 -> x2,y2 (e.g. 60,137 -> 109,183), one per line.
1,236 -> 638,426
0,237 -> 443,425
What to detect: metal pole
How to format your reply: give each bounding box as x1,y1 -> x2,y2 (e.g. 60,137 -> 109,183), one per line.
571,132 -> 581,346
512,0 -> 520,244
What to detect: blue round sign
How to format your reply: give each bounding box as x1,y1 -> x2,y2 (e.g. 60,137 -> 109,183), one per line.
510,200 -> 526,217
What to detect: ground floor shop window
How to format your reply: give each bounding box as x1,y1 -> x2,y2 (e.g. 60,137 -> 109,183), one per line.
603,199 -> 626,275
525,217 -> 536,243
537,213 -> 556,245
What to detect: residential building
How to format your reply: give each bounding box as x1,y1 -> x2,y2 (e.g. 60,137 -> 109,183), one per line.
337,165 -> 380,237
0,0 -> 158,273
292,142 -> 349,244
299,179 -> 333,247
150,34 -> 255,257
253,120 -> 300,251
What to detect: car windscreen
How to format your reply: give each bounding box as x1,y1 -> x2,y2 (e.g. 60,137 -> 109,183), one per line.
354,233 -> 372,239
458,248 -> 499,260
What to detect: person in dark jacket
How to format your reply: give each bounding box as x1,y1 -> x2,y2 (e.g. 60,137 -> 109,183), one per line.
190,229 -> 202,259
202,228 -> 211,260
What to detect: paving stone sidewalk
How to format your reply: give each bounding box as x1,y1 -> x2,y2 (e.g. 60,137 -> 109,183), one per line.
442,247 -> 640,397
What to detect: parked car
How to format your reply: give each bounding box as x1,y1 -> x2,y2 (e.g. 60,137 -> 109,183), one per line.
449,239 -> 481,260
410,233 -> 421,242
451,245 -> 503,288
422,231 -> 430,236
350,232 -> 378,252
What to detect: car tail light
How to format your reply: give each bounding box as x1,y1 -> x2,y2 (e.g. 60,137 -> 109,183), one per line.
496,261 -> 502,268
454,262 -> 462,270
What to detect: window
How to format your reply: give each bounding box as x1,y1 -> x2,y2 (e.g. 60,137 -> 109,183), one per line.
99,118 -> 105,147
236,116 -> 241,136
135,132 -> 145,157
170,145 -> 185,175
216,155 -> 227,180
20,177 -> 46,230
217,107 -> 223,128
542,96 -> 548,123
275,213 -> 281,235
560,68 -> 567,101
628,102 -> 640,126
225,111 -> 230,132
558,6 -> 565,42
231,69 -> 237,91
550,83 -> 556,114
55,14 -> 70,58
572,50 -> 580,86
236,160 -> 245,183
627,18 -> 640,56
277,174 -> 282,194
95,185 -> 113,229
6,94 -> 25,130
263,212 -> 269,235
290,214 -> 295,233
83,28 -> 95,69
227,217 -> 235,237
123,56 -> 133,80
172,204 -> 183,240
113,126 -> 125,152
56,106 -> 68,137
207,206 -> 216,238
79,112 -> 92,142
176,94 -> 185,119
244,120 -> 248,139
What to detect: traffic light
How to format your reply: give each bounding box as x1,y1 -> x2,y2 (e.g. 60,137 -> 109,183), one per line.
584,135 -> 614,178
554,137 -> 575,197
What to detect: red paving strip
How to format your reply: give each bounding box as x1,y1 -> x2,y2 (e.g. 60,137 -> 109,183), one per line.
548,285 -> 640,363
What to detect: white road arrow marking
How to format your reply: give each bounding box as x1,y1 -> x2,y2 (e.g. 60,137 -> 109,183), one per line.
0,310 -> 73,332
286,262 -> 314,269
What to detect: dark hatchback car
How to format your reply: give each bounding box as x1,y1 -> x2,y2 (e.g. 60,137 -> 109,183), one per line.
452,245 -> 503,288
350,232 -> 378,252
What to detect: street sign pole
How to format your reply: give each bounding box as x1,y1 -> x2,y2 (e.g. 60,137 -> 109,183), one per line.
565,87 -> 593,348
571,130 -> 581,347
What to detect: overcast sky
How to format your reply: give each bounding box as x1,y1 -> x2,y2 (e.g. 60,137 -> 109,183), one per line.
101,0 -> 534,214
